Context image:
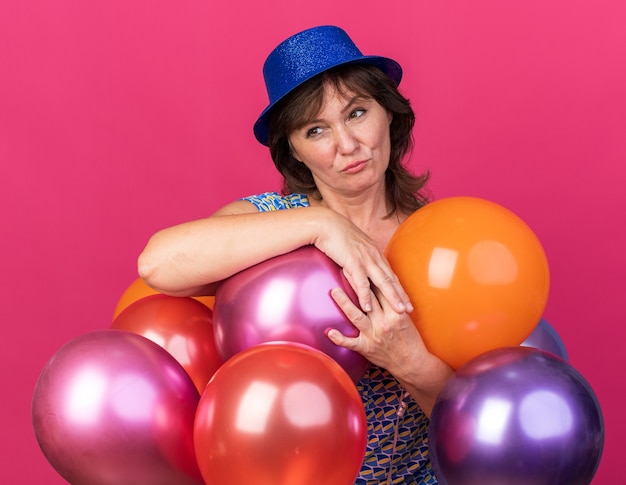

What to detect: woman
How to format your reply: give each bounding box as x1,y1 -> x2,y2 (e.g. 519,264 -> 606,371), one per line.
139,25 -> 452,484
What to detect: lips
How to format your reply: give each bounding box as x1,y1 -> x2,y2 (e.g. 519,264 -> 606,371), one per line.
342,160 -> 367,174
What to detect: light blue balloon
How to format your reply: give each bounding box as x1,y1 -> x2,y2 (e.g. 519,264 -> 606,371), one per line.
521,317 -> 568,360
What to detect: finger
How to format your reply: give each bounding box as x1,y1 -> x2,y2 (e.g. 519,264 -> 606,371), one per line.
326,328 -> 360,351
330,287 -> 371,330
365,261 -> 413,313
370,285 -> 389,312
341,266 -> 374,312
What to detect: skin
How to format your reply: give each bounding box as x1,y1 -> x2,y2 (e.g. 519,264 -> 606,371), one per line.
138,83 -> 452,415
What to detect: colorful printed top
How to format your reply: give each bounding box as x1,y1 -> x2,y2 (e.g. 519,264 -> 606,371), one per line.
241,191 -> 438,485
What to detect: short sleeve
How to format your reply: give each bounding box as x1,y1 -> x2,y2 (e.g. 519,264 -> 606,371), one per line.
241,192 -> 309,211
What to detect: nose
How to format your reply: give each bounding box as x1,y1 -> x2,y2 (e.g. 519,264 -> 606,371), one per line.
334,126 -> 359,155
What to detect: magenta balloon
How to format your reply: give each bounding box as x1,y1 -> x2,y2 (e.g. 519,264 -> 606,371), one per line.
521,317 -> 568,360
429,347 -> 604,485
214,245 -> 370,383
32,330 -> 204,485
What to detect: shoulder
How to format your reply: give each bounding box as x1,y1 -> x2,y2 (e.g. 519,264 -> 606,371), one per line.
240,192 -> 310,211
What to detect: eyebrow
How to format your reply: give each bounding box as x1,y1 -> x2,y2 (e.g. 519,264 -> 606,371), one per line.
303,95 -> 371,126
340,95 -> 370,114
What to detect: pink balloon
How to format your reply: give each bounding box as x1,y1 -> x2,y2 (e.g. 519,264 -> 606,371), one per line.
213,245 -> 370,383
32,330 -> 204,485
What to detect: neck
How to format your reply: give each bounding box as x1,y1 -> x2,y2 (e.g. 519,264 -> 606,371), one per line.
309,185 -> 404,251
312,184 -> 389,222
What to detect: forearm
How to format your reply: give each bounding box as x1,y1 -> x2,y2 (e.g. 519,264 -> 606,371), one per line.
138,205 -> 327,296
396,354 -> 453,418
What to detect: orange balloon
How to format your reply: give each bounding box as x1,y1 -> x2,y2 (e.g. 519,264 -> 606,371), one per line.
113,277 -> 214,320
385,196 -> 550,369
113,277 -> 160,320
193,342 -> 367,485
112,294 -> 223,392
193,294 -> 215,311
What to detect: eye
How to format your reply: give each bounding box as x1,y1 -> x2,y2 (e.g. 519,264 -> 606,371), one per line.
349,108 -> 366,120
306,126 -> 323,138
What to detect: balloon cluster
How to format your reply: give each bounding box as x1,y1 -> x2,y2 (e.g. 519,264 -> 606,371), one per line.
32,251 -> 368,485
32,196 -> 604,485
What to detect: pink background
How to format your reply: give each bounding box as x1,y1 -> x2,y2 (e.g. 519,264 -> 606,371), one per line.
1,0 -> 624,483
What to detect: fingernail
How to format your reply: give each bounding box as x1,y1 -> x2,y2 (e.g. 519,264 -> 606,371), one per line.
363,303 -> 372,312
406,302 -> 414,313
397,301 -> 406,312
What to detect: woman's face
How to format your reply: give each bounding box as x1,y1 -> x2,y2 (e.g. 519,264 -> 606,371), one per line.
288,83 -> 392,197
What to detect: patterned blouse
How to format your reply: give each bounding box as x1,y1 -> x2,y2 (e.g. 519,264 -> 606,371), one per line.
241,191 -> 438,485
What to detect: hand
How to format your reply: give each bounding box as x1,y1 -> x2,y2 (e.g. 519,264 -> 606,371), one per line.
327,286 -> 426,379
328,285 -> 453,416
313,209 -> 413,314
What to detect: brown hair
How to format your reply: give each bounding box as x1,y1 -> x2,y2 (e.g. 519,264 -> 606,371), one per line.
267,63 -> 430,216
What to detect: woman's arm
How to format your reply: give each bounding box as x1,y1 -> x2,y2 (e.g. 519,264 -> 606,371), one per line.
138,199 -> 413,312
138,200 -> 320,296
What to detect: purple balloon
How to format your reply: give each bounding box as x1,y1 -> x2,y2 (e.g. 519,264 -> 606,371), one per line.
32,330 -> 204,485
213,245 -> 370,383
521,317 -> 568,360
430,346 -> 604,485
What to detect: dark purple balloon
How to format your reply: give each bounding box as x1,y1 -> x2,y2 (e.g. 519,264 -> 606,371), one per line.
521,317 -> 568,360
32,330 -> 204,485
430,346 -> 604,485
213,245 -> 370,383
